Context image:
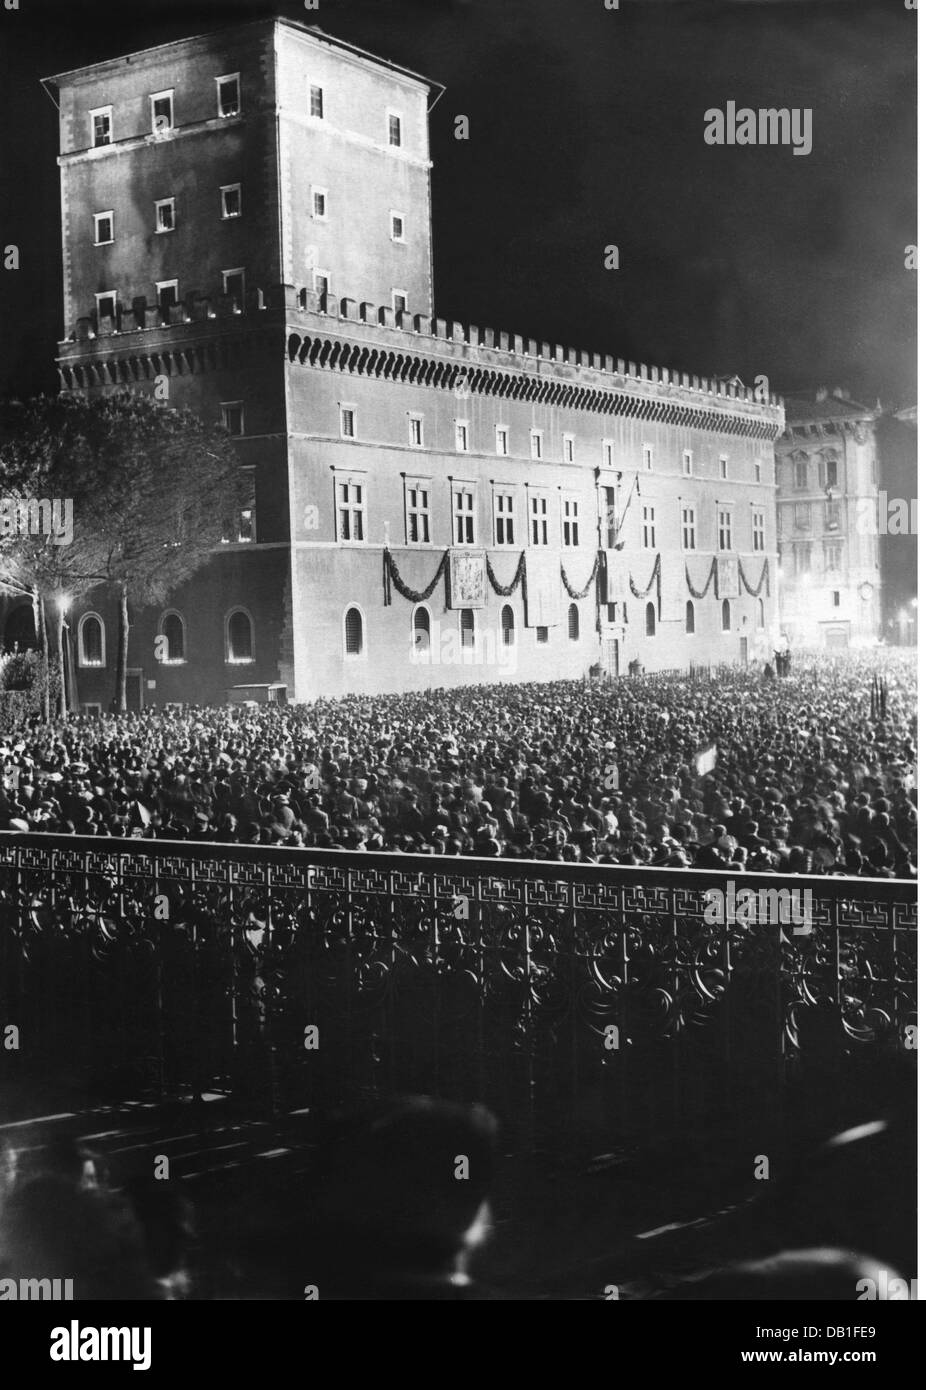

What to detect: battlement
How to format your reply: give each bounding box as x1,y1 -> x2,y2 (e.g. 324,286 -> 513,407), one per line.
59,282 -> 785,433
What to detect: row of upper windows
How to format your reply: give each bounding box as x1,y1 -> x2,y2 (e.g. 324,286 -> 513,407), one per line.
86,79 -> 404,148
338,406 -> 763,479
91,198 -> 409,244
331,474 -> 767,553
778,456 -> 842,491
92,186 -> 242,243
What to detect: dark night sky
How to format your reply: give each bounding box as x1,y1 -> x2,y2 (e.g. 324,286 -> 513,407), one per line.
0,0 -> 916,409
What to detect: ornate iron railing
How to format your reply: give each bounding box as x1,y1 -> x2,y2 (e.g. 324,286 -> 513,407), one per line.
0,835 -> 916,1135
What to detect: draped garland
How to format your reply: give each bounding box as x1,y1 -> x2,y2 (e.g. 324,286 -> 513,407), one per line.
561,552 -> 601,601
686,556 -> 718,600
738,556 -> 770,598
629,553 -> 661,600
383,548 -> 449,606
486,551 -> 527,597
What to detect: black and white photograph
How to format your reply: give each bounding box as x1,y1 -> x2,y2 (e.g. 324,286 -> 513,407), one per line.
0,0 -> 918,1344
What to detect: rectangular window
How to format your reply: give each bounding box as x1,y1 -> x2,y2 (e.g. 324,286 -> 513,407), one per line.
93,211 -> 114,245
238,467 -> 256,542
220,184 -> 242,219
156,280 -> 178,318
752,509 -> 766,552
494,489 -> 515,546
794,541 -> 813,575
405,481 -> 431,544
150,91 -> 174,135
825,499 -> 841,530
391,212 -> 405,242
388,112 -> 402,146
311,187 -> 328,220
602,439 -> 615,469
408,415 -> 423,448
643,444 -> 653,472
825,458 -> 838,488
530,429 -> 543,460
223,269 -> 245,310
681,506 -> 696,551
452,486 -> 475,545
719,455 -> 729,480
795,459 -> 808,490
340,406 -> 356,440
563,434 -> 575,464
536,626 -> 549,645
392,290 -> 408,315
90,106 -> 112,147
529,492 -> 549,547
95,291 -> 117,323
336,478 -> 365,542
795,501 -> 812,531
154,198 -> 175,233
832,590 -> 841,608
682,449 -> 693,477
642,504 -> 656,550
718,509 -> 732,552
220,402 -> 244,436
216,74 -> 240,118
455,421 -> 469,453
754,461 -> 761,483
495,425 -> 509,457
824,540 -> 843,571
309,84 -> 324,119
562,497 -> 579,548
314,271 -> 329,300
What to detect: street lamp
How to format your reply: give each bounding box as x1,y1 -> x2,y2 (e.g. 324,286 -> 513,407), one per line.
56,595 -> 71,720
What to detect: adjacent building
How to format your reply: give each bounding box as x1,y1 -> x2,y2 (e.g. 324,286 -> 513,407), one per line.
2,18 -> 784,707
774,388 -> 883,650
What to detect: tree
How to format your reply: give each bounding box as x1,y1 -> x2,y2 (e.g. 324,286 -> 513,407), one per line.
0,393 -> 245,713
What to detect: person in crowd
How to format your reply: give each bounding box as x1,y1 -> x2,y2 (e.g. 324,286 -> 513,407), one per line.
0,651 -> 915,876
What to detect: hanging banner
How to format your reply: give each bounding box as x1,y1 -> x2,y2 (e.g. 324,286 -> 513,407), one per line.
448,550 -> 488,609
525,551 -> 561,626
659,551 -> 686,622
717,556 -> 740,599
602,549 -> 625,602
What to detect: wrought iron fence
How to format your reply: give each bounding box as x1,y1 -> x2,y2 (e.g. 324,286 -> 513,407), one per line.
0,834 -> 916,1139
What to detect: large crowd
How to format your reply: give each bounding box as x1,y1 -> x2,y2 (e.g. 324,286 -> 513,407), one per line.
0,652 -> 916,877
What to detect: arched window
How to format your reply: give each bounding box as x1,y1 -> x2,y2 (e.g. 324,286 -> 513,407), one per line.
567,603 -> 579,641
685,600 -> 695,634
78,613 -> 105,667
159,611 -> 185,663
500,604 -> 515,647
344,606 -> 363,656
757,598 -> 765,630
721,598 -> 731,632
645,601 -> 656,637
226,608 -> 254,663
460,608 -> 475,649
413,605 -> 430,654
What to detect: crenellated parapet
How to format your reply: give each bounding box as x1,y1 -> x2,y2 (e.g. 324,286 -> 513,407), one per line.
58,282 -> 785,440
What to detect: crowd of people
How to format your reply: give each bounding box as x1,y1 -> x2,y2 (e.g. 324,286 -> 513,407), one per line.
0,652 -> 916,877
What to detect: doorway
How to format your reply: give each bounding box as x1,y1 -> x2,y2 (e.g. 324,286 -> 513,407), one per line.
126,669 -> 144,711
604,639 -> 619,678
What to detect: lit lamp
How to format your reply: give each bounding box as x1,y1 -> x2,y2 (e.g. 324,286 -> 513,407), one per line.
56,594 -> 71,720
